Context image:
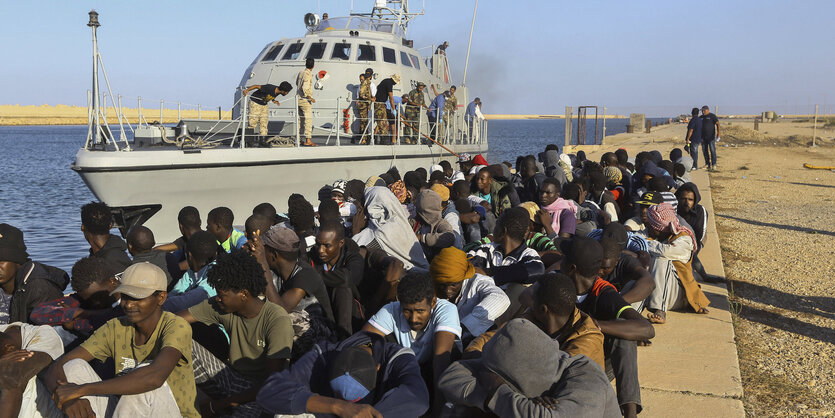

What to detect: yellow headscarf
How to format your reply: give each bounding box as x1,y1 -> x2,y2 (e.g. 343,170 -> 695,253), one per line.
430,247 -> 475,284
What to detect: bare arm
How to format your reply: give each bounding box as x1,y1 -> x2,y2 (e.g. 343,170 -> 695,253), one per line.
620,264 -> 655,304
596,308 -> 654,341
53,346 -> 183,409
153,242 -> 179,252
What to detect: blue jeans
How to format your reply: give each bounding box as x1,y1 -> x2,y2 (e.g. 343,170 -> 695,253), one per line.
689,141 -> 701,167
701,140 -> 717,166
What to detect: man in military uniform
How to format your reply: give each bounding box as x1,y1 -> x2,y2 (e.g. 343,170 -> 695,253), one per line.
296,58 -> 317,146
442,85 -> 458,143
373,74 -> 400,144
356,73 -> 374,144
402,82 -> 428,144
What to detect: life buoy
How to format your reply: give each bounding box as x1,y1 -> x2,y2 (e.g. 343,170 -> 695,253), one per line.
343,108 -> 350,133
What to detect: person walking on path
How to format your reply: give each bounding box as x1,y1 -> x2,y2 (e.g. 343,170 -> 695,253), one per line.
684,108 -> 703,170
242,82 -> 292,141
296,58 -> 317,147
700,106 -> 720,171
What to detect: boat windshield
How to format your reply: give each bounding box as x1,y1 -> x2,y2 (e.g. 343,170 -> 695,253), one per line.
311,16 -> 403,38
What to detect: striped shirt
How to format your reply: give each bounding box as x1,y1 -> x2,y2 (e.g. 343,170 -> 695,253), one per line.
586,229 -> 649,253
463,232 -> 556,253
467,242 -> 545,286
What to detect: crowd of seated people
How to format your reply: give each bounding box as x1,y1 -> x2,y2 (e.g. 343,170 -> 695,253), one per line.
0,147 -> 718,417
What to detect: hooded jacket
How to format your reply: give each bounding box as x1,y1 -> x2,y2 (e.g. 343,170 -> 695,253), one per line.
415,190 -> 455,256
10,260 -> 69,323
256,331 -> 430,417
541,150 -> 568,186
439,318 -> 620,418
675,182 -> 707,248
90,234 -> 131,273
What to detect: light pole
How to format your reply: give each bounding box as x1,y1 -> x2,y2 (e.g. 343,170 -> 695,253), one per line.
88,10 -> 101,146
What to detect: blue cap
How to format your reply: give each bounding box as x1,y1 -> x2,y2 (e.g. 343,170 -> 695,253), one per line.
329,374 -> 371,402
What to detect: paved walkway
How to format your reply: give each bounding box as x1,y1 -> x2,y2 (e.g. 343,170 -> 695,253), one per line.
583,125 -> 745,417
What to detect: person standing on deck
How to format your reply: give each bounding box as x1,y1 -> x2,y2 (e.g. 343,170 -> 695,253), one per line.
441,86 -> 458,144
428,90 -> 448,141
374,74 -> 400,144
356,73 -> 374,144
296,58 -> 317,147
700,106 -> 720,171
403,82 -> 428,144
241,81 -> 292,143
464,97 -> 483,141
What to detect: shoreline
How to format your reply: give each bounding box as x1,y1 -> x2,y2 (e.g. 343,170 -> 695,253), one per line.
0,104 -> 230,126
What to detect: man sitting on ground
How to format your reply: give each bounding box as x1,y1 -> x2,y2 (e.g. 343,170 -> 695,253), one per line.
31,257 -> 122,347
178,250 -> 294,417
561,237 -> 655,418
430,247 -> 510,344
643,203 -> 711,324
0,321 -> 64,417
0,223 -> 69,324
162,230 -> 218,313
414,189 -> 456,260
309,221 -> 366,338
363,272 -> 460,404
467,207 -> 545,322
466,272 -> 605,369
256,330 -> 430,418
127,225 -> 173,287
599,238 -> 655,313
153,206 -> 202,280
44,263 -> 198,417
439,318 -> 620,418
207,206 -> 247,253
81,201 -> 131,273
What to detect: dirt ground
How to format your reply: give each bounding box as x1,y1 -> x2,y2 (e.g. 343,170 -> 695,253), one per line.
710,144 -> 835,416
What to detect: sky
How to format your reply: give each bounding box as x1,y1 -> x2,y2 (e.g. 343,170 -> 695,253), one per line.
1,0 -> 833,116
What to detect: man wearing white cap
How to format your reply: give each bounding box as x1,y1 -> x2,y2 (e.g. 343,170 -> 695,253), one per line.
44,262 -> 198,417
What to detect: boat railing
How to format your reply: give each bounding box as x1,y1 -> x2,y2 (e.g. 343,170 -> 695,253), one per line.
238,91 -> 487,150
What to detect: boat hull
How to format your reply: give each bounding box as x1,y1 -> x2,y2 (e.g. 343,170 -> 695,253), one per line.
72,143 -> 486,242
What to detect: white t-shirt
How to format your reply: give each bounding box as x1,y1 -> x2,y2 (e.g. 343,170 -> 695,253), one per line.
0,322 -> 64,360
368,299 -> 461,363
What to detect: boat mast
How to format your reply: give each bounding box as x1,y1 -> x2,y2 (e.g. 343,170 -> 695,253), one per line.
462,0 -> 478,87
88,10 -> 101,146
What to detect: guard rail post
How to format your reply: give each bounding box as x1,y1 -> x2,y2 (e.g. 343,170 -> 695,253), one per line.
241,93 -> 247,148
336,97 -> 342,147
295,95 -> 301,148
138,96 -> 143,127
370,101 -> 375,146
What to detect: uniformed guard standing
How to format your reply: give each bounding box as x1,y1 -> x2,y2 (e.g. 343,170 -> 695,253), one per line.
403,82 -> 428,144
373,74 -> 400,144
442,85 -> 458,144
356,73 -> 374,144
296,58 -> 317,146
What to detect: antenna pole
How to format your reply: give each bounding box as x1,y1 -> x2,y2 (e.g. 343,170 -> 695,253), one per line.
88,10 -> 101,146
462,0 -> 478,86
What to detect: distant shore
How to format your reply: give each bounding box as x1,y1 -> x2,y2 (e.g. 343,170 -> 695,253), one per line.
484,114 -> 627,120
0,104 -> 230,126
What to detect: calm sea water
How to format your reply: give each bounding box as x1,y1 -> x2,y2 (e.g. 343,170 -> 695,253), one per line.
0,118 -> 663,277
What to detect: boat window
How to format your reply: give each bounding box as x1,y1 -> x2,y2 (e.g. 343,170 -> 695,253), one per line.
382,47 -> 396,64
306,42 -> 327,60
357,44 -> 376,61
281,43 -> 304,60
331,43 -> 352,60
261,44 -> 284,62
409,54 -> 421,70
400,51 -> 412,67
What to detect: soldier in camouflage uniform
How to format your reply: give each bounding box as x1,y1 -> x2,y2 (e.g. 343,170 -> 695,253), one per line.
403,82 -> 427,144
356,73 -> 373,144
442,85 -> 458,144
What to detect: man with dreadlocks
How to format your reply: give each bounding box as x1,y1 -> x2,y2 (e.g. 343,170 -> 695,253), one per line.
178,250 -> 294,417
643,203 -> 710,325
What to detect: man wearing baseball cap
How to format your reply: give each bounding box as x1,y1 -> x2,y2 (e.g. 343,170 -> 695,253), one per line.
625,191 -> 663,237
257,331 -> 429,417
0,223 -> 68,324
45,262 -> 198,417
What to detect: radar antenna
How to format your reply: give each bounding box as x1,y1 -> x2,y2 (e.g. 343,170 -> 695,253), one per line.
351,0 -> 424,35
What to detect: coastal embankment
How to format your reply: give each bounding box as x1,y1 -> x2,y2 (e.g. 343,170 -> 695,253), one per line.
0,104 -> 230,126
583,120 -> 834,416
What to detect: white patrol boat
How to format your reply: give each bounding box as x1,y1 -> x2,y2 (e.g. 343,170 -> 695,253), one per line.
71,1 -> 488,242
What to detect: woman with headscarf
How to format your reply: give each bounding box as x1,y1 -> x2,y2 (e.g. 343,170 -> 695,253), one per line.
352,186 -> 430,271
643,203 -> 710,324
